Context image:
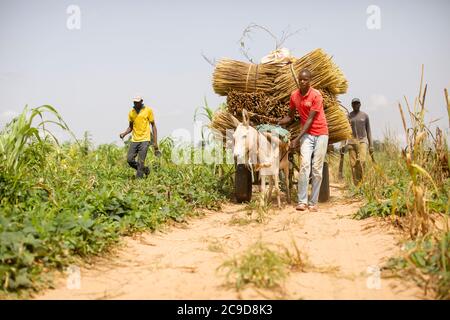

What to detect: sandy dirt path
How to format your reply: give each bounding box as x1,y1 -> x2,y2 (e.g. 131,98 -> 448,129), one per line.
36,185 -> 423,300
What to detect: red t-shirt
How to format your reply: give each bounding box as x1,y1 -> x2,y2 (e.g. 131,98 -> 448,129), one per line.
289,88 -> 328,136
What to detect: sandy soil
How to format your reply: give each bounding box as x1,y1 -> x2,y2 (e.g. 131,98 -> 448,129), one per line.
36,185 -> 423,300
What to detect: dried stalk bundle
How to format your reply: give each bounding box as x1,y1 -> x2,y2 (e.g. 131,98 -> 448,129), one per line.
226,91 -> 289,124
208,109 -> 240,140
212,59 -> 280,96
273,49 -> 348,103
320,90 -> 352,144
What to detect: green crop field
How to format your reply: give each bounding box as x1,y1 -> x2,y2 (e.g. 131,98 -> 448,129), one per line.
0,106 -> 232,297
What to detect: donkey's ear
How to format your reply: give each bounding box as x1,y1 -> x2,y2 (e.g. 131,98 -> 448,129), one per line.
242,109 -> 249,127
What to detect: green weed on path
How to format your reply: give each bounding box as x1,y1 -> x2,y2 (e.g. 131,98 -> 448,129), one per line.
218,240 -> 308,292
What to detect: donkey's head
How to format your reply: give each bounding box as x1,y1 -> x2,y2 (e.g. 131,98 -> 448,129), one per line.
232,109 -> 258,164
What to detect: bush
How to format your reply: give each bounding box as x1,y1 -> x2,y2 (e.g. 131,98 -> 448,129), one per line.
386,232 -> 450,300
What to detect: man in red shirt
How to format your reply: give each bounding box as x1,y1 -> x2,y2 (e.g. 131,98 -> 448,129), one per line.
278,69 -> 329,211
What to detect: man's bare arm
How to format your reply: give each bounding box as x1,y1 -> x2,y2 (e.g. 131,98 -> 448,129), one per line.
365,116 -> 373,150
290,110 -> 317,149
278,108 -> 295,126
298,111 -> 317,138
120,122 -> 133,139
151,120 -> 158,149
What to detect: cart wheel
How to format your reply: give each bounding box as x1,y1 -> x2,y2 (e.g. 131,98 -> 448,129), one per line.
319,161 -> 330,203
235,164 -> 252,203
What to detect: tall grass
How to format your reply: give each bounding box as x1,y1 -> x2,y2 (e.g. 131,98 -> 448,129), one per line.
341,67 -> 449,299
348,70 -> 448,227
194,99 -> 235,195
0,105 -> 72,174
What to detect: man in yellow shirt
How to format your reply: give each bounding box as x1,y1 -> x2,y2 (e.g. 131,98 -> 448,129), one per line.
119,96 -> 159,178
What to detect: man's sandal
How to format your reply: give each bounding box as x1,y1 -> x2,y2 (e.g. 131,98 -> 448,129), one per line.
296,203 -> 307,211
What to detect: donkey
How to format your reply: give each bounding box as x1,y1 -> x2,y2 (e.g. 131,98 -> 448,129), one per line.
232,109 -> 290,207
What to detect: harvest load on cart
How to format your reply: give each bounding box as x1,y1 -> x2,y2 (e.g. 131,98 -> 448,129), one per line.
209,47 -> 352,203
210,48 -> 352,145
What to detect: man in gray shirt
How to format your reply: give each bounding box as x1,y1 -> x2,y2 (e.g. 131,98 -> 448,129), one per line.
347,98 -> 374,184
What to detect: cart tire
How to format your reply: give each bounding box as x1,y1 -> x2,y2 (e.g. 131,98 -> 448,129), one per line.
319,162 -> 330,203
235,164 -> 252,203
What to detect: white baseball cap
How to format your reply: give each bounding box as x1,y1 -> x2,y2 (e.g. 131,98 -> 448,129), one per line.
133,96 -> 143,102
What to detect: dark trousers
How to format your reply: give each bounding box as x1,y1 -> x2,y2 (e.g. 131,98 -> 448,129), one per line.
127,141 -> 150,178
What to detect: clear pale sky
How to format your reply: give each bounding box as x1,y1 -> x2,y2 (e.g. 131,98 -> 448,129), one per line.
1,0 -> 449,145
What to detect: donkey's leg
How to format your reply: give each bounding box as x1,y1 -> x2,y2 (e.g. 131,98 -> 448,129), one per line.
268,175 -> 273,205
284,164 -> 291,204
274,172 -> 281,208
260,175 -> 266,207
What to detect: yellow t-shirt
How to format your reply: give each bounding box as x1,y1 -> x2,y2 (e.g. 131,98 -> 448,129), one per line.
128,106 -> 154,142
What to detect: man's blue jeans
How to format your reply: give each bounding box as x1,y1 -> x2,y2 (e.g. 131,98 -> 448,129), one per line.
298,134 -> 329,206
